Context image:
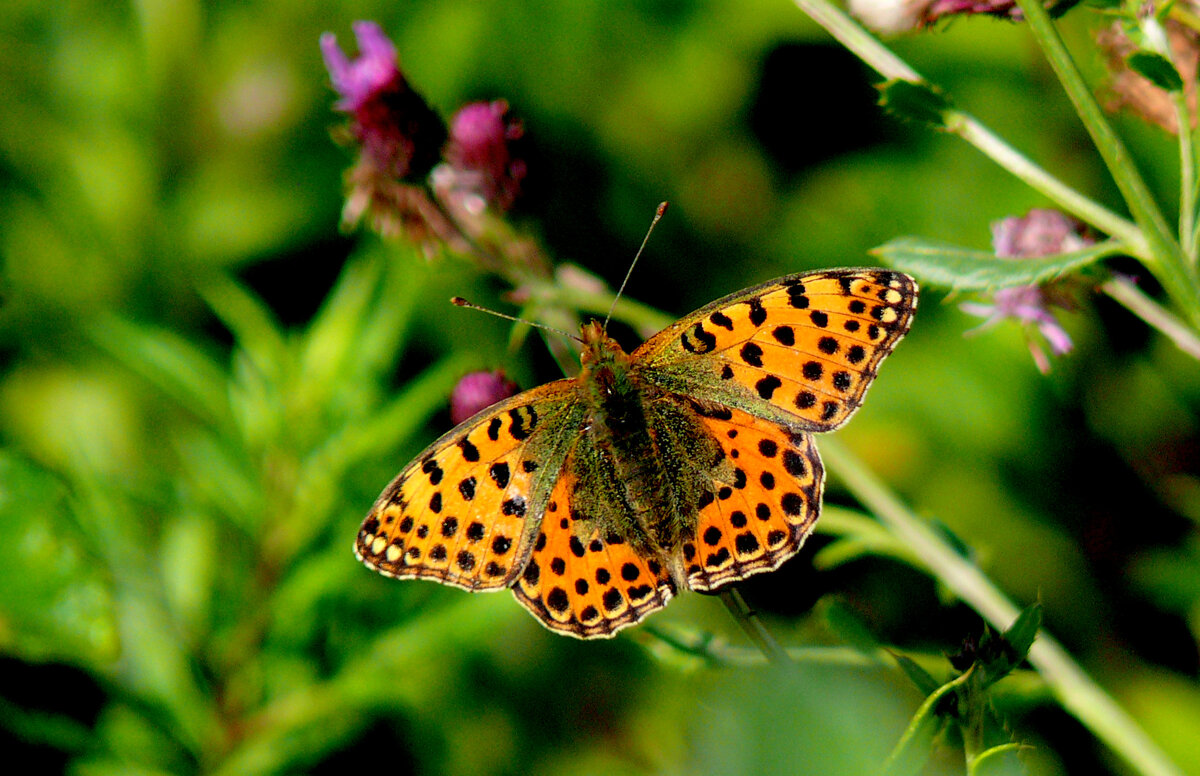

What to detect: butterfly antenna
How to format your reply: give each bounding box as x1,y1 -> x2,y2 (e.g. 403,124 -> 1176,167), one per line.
451,297 -> 581,343
604,201 -> 668,329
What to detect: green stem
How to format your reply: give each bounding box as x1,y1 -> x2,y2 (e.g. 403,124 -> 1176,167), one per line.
968,743 -> 1025,776
950,116 -> 1148,258
821,437 -> 1185,776
1141,16 -> 1198,257
1173,90 -> 1196,257
883,670 -> 972,775
1013,0 -> 1200,327
789,0 -> 1146,256
1140,17 -> 1200,259
1101,275 -> 1200,360
717,586 -> 793,666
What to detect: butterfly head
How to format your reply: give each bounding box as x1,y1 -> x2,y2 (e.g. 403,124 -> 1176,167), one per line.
579,319 -> 633,395
580,316 -> 628,358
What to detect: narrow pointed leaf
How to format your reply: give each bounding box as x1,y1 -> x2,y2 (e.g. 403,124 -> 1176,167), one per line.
889,650 -> 944,696
89,314 -> 231,427
1002,601 -> 1043,666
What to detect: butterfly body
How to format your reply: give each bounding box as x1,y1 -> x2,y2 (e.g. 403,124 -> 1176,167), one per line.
357,268 -> 917,638
573,320 -> 721,571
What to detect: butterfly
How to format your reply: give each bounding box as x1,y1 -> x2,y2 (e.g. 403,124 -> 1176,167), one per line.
356,268 -> 917,638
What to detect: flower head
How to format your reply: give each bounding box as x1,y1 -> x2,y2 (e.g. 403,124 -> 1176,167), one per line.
321,22 -> 445,182
438,100 -> 527,213
848,0 -> 1018,34
960,209 -> 1089,373
321,21 -> 400,113
991,208 -> 1091,258
450,371 -> 520,425
321,22 -> 453,250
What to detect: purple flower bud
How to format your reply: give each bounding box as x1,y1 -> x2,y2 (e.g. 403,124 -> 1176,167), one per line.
321,22 -> 399,113
441,100 -> 526,212
960,209 -> 1090,373
848,0 -> 1018,34
991,208 -> 1090,258
321,22 -> 445,183
450,371 -> 519,425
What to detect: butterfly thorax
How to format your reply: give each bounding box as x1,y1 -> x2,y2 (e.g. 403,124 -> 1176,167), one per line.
578,321 -> 639,429
573,321 -> 716,563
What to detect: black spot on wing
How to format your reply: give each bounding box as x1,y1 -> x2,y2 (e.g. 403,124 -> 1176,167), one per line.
740,343 -> 764,367
709,311 -> 734,330
747,297 -> 767,326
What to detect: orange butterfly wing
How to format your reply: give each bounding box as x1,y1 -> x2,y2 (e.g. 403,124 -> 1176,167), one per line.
675,406 -> 824,591
356,382 -> 582,591
635,268 -> 917,432
511,468 -> 676,638
359,268 -> 918,639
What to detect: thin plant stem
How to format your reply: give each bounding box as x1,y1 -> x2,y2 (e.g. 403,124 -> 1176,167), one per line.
641,624 -> 884,668
1139,19 -> 1199,258
951,116 -> 1149,258
1013,0 -> 1200,327
717,586 -> 793,666
1102,274 -> 1200,359
1138,16 -> 1200,259
883,669 -> 972,774
789,0 -> 1147,256
820,437 -> 1185,776
1173,90 -> 1196,257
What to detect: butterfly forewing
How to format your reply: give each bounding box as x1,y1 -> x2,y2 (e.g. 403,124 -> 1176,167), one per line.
512,469 -> 676,638
356,382 -> 580,591
678,406 -> 824,591
635,269 -> 917,432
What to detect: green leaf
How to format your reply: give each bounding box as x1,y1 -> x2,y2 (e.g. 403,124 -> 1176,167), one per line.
883,673 -> 968,776
88,314 -> 232,427
970,742 -> 1029,776
874,237 -> 1123,291
972,602 -> 1042,689
1001,601 -> 1043,665
297,251 -> 384,407
889,651 -> 944,696
196,273 -> 288,389
0,694 -> 92,754
282,350 -> 483,558
821,599 -> 880,654
1127,51 -> 1184,92
0,452 -> 118,665
877,80 -> 953,129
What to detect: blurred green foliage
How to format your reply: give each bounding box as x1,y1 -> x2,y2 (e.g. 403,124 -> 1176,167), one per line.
1,1 -> 1199,774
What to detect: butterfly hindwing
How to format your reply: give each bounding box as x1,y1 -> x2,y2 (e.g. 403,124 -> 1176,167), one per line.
679,406 -> 825,591
635,269 -> 917,432
512,469 -> 676,638
356,382 -> 581,591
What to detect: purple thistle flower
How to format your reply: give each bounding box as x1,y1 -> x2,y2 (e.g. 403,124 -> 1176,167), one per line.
321,22 -> 400,113
321,22 -> 454,249
450,371 -> 519,425
848,0 -> 1020,34
960,209 -> 1087,373
438,100 -> 527,213
320,21 -> 445,183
